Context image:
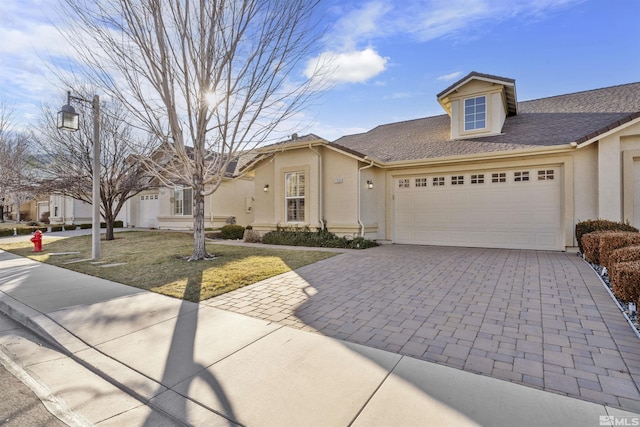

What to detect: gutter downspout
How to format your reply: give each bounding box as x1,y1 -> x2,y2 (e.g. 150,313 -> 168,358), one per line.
358,158 -> 374,237
309,144 -> 324,230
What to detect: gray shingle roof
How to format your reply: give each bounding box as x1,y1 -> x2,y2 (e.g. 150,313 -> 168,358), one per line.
333,82 -> 640,163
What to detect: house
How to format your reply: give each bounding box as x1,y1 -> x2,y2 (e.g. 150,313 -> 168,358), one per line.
245,72 -> 640,251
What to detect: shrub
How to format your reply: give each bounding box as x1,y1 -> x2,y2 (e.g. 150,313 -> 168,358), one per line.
243,229 -> 262,243
0,229 -> 14,237
610,246 -> 640,295
49,225 -> 64,232
79,223 -> 92,229
100,221 -> 124,229
221,224 -> 245,240
599,232 -> 640,270
581,232 -> 605,264
261,226 -> 378,249
575,219 -> 638,253
27,221 -> 39,227
611,260 -> 640,304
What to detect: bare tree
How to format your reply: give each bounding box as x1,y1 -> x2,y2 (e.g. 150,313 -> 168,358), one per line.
57,0 -> 325,260
36,96 -> 155,240
0,102 -> 39,223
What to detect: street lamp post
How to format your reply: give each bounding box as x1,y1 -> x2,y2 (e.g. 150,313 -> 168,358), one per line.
57,91 -> 101,260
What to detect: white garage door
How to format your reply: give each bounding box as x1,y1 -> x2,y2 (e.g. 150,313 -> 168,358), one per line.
394,168 -> 562,250
138,194 -> 159,228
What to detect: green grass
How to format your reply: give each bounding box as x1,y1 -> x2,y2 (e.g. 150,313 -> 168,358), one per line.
0,231 -> 338,302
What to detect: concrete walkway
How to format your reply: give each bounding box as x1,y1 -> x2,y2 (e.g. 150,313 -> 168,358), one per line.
0,243 -> 638,426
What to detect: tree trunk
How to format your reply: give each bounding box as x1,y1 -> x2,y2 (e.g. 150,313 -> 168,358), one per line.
191,183 -> 208,260
105,217 -> 115,240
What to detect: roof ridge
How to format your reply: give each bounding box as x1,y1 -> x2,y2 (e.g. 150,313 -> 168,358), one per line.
519,81 -> 640,105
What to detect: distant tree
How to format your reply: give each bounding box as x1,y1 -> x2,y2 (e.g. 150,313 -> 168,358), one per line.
36,95 -> 154,240
0,102 -> 38,223
58,0 -> 326,260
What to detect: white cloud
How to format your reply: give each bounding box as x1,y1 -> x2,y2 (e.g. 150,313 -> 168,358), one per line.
305,48 -> 389,84
437,71 -> 463,81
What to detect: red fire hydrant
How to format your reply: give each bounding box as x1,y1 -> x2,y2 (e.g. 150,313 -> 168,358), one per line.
30,230 -> 43,252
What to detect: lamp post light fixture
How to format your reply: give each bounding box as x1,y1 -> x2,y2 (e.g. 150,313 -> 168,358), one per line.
57,91 -> 101,260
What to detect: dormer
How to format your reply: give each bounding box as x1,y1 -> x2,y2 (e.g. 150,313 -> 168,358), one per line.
437,72 -> 517,140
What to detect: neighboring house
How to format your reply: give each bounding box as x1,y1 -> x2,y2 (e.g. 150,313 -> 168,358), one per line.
245,72 -> 640,251
123,176 -> 254,230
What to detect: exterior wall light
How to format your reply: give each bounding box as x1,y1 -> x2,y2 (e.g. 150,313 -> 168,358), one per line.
367,180 -> 373,189
263,184 -> 269,192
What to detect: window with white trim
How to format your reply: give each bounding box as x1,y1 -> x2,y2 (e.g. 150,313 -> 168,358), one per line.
491,172 -> 506,183
432,177 -> 445,186
285,171 -> 305,222
173,187 -> 192,215
514,171 -> 530,182
464,96 -> 486,131
538,170 -> 555,180
415,178 -> 428,187
471,174 -> 485,184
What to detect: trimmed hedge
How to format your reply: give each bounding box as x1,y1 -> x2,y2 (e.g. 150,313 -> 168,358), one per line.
599,232 -> 640,270
0,229 -> 14,237
261,228 -> 378,249
575,219 -> 638,253
610,246 -> 640,300
221,224 -> 245,240
100,221 -> 124,228
79,223 -> 92,229
582,232 -> 605,264
611,260 -> 640,305
49,225 -> 64,232
15,227 -> 47,235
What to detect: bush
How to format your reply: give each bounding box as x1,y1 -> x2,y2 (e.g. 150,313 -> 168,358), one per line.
0,229 -> 14,237
221,224 -> 245,240
598,232 -> 640,270
611,260 -> 640,305
49,225 -> 64,232
610,246 -> 640,297
261,226 -> 378,249
100,221 -> 124,229
243,229 -> 262,243
575,219 -> 638,253
79,223 -> 92,229
27,221 -> 39,227
581,232 -> 605,264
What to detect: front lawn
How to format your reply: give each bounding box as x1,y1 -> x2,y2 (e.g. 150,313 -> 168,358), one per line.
0,231 -> 337,302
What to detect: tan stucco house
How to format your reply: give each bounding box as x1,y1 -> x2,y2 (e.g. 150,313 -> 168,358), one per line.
246,72 -> 640,251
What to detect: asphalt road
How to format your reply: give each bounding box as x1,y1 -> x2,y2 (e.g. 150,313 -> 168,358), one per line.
0,354 -> 66,427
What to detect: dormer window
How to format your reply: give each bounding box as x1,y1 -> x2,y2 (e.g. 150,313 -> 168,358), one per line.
464,96 -> 486,131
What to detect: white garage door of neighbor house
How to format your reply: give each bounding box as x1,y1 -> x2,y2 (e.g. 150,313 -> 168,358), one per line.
138,194 -> 159,228
394,168 -> 562,250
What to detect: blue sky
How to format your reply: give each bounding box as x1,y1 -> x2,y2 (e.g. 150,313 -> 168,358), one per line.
1,0 -> 639,141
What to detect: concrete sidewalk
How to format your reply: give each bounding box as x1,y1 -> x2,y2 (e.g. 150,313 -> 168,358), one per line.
0,250 -> 638,426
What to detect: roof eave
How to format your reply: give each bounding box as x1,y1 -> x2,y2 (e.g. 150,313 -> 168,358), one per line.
380,144 -> 577,169
576,113 -> 640,148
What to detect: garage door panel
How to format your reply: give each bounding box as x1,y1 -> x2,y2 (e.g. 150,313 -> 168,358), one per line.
393,169 -> 562,250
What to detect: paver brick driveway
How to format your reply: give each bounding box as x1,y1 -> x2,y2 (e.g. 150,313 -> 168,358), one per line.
207,245 -> 640,412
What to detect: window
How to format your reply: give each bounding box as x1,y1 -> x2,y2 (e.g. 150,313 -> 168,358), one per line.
432,177 -> 445,186
398,179 -> 410,188
471,174 -> 485,184
174,187 -> 192,215
451,175 -> 464,185
538,170 -> 555,180
464,96 -> 486,131
514,171 -> 530,182
285,171 -> 305,222
415,178 -> 428,187
491,172 -> 506,183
